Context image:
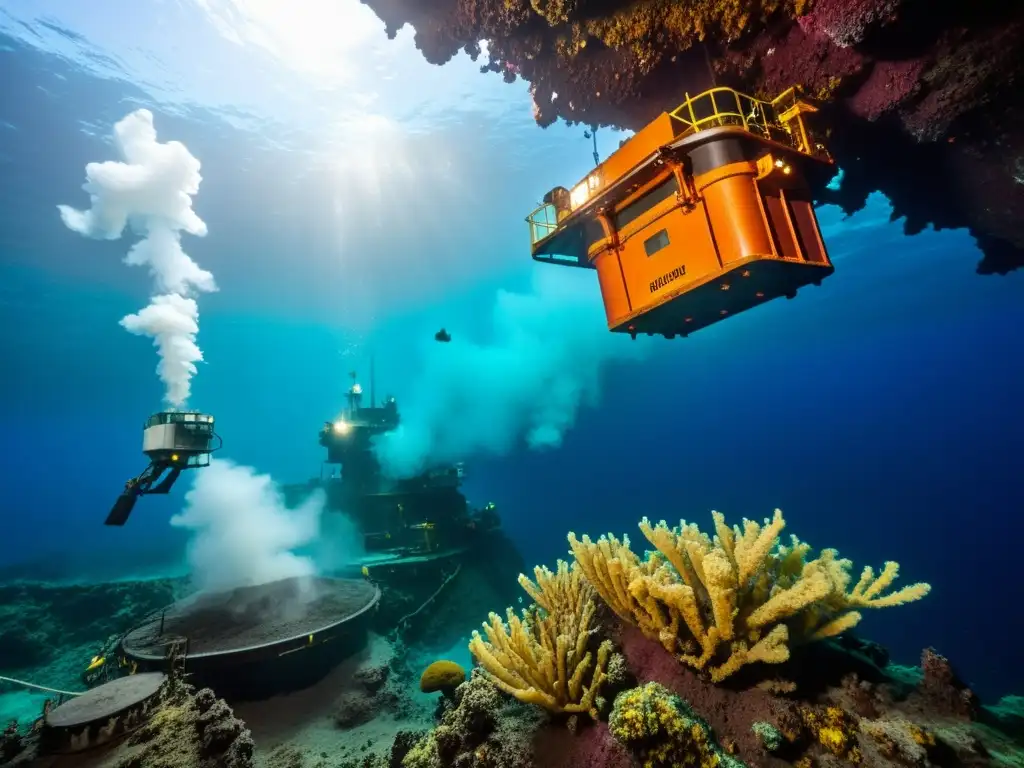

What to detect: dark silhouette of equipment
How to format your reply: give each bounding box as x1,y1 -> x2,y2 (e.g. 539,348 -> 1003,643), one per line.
301,368 -> 491,557
106,411 -> 220,526
434,328 -> 451,343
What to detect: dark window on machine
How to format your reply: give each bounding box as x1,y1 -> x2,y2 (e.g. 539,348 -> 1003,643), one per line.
644,228 -> 670,257
614,176 -> 679,230
581,218 -> 606,252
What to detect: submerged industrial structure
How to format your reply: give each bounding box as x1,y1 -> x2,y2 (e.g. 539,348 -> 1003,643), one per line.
285,366 -> 500,562
528,86 -> 836,339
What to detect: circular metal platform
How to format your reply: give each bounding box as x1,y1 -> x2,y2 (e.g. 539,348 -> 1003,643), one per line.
120,576 -> 379,698
41,672 -> 166,754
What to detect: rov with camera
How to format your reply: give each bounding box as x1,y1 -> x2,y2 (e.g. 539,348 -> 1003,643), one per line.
106,410 -> 221,526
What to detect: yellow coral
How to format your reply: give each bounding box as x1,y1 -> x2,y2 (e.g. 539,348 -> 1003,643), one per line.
468,559 -> 611,717
517,558 -> 588,616
570,509 -> 930,682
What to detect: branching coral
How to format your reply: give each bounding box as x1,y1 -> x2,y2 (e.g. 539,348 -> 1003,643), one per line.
469,559 -> 613,717
569,509 -> 930,682
516,556 -> 591,616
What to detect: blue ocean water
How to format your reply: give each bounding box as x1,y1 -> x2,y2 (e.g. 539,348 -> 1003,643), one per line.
1,0 -> 1021,708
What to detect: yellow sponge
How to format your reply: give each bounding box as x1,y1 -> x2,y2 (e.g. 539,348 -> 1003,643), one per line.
419,660 -> 466,694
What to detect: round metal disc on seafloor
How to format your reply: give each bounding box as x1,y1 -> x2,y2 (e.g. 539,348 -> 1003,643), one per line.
41,672 -> 166,754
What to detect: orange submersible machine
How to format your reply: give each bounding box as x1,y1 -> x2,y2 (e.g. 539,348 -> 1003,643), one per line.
527,87 -> 836,338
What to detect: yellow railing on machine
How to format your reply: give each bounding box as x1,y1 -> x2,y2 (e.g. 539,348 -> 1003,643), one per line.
526,86 -> 830,249
669,86 -> 824,157
527,202 -> 559,246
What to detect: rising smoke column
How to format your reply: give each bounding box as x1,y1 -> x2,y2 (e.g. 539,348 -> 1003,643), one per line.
170,459 -> 325,593
57,111 -> 345,592
373,268 -> 647,477
58,109 -> 216,406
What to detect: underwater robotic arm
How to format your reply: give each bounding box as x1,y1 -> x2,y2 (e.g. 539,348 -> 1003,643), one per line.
106,410 -> 221,526
106,463 -> 183,527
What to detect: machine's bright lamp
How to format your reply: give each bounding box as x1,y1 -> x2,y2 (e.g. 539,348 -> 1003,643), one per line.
333,420 -> 351,434
569,181 -> 589,209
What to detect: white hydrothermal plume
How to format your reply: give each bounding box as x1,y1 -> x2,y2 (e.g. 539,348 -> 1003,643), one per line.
170,459 -> 325,593
58,109 -> 216,406
373,268 -> 647,477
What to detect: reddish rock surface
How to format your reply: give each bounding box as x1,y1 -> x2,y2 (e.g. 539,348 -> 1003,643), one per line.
799,0 -> 901,48
532,719 -> 633,768
618,625 -> 791,766
915,648 -> 981,719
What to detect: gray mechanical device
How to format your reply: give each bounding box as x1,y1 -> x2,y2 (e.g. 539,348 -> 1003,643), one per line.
106,411 -> 221,526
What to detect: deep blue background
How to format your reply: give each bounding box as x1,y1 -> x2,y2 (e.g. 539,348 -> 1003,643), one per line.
1,30 -> 1022,703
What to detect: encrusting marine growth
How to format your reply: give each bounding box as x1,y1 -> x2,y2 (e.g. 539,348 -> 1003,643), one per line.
568,0 -> 814,72
609,681 -> 745,768
468,559 -> 613,717
568,508 -> 931,682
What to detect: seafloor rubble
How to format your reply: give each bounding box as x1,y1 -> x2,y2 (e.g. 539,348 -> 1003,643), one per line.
355,0 -> 1024,275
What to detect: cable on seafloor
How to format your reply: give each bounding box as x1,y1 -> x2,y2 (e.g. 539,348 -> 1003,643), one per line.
0,675 -> 83,697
